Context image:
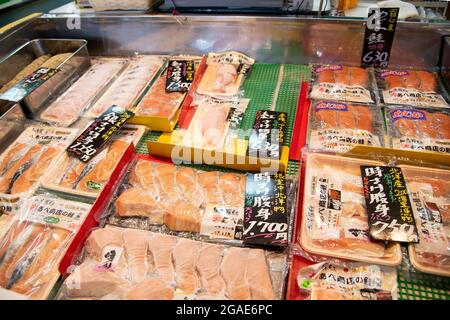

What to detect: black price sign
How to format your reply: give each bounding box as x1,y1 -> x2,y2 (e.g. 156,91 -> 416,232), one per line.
67,105 -> 134,163
361,7 -> 399,68
0,67 -> 58,102
247,110 -> 287,160
243,172 -> 288,248
360,166 -> 418,243
166,60 -> 195,93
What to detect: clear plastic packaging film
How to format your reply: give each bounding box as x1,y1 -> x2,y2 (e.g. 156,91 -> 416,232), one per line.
309,64 -> 377,104
299,152 -> 402,266
307,100 -> 383,153
384,106 -> 450,154
376,68 -> 449,108
0,194 -> 92,299
57,225 -> 287,300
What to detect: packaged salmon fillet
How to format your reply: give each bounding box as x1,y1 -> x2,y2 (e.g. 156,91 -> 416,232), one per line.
39,57 -> 128,127
196,51 -> 254,97
41,125 -> 145,199
297,261 -> 398,300
307,100 -> 383,153
400,165 -> 450,277
86,55 -> 165,118
310,64 -> 376,103
299,153 -> 402,266
0,125 -> 78,216
182,96 -> 249,150
0,194 -> 92,299
385,106 -> 450,154
57,225 -> 286,300
376,69 -> 449,108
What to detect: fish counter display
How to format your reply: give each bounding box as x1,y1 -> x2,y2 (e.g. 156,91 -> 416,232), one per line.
0,39 -> 448,301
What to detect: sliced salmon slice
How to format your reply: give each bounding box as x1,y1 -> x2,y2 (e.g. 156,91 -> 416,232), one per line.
416,70 -> 437,92
123,278 -> 174,300
348,67 -> 369,87
317,70 -> 335,83
148,234 -> 176,284
221,247 -> 251,299
196,244 -> 226,295
198,171 -> 223,204
315,109 -> 338,128
129,159 -> 158,193
164,201 -> 201,233
115,187 -> 164,224
123,229 -> 149,284
246,249 -> 275,299
333,67 -> 350,85
0,143 -> 28,176
403,71 -> 420,89
173,239 -> 201,295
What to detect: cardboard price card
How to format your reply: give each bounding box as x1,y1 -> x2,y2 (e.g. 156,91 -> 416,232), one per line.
166,60 -> 195,93
360,166 -> 418,243
67,105 -> 134,162
243,172 -> 288,247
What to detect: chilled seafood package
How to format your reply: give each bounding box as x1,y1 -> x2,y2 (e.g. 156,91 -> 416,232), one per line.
384,106 -> 450,154
40,57 -> 128,127
41,125 -> 145,199
196,51 -> 254,97
299,153 -> 402,266
182,96 -> 249,150
58,225 -> 286,300
296,261 -> 398,300
400,166 -> 450,276
307,100 -> 383,152
0,194 -> 92,299
310,64 -> 376,103
376,68 -> 449,108
86,55 -> 165,117
0,125 -> 78,215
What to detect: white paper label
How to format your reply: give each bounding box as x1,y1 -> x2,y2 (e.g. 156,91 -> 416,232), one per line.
311,83 -> 374,103
310,129 -> 381,153
17,126 -> 77,148
382,88 -> 449,108
392,137 -> 450,154
200,205 -> 243,240
341,217 -> 370,241
96,246 -> 124,272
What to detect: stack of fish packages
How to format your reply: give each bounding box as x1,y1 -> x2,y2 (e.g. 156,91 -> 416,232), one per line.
287,64 -> 450,300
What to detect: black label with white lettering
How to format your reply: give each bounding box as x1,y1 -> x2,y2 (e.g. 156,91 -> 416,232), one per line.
166,60 -> 195,93
247,110 -> 287,160
361,7 -> 398,68
0,67 -> 58,102
360,166 -> 418,242
237,63 -> 252,75
243,172 -> 288,248
67,105 -> 133,163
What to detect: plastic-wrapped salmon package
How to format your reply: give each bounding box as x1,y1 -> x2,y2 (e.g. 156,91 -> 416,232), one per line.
39,57 -> 128,127
299,153 -> 402,266
296,261 -> 398,300
384,106 -> 450,154
182,96 -> 249,150
310,64 -> 377,103
307,100 -> 383,153
376,68 -> 449,108
0,125 -> 78,216
86,55 -> 165,118
41,125 -> 145,199
400,165 -> 450,277
196,51 -> 255,97
57,225 -> 286,300
0,194 -> 92,299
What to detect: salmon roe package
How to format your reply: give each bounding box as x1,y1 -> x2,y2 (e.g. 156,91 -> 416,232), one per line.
376,69 -> 449,108
299,153 -> 402,266
310,64 -> 376,103
307,100 -> 383,152
57,225 -> 286,300
400,166 -> 450,277
384,106 -> 450,154
296,261 -> 398,300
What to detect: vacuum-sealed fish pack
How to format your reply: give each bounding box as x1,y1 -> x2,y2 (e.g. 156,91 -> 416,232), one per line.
57,225 -> 286,300
0,194 -> 92,299
86,55 -> 166,118
400,165 -> 450,277
307,100 -> 383,153
299,153 -> 402,266
0,125 -> 78,215
39,57 -> 128,127
310,64 -> 377,103
384,106 -> 450,154
296,261 -> 398,300
196,51 -> 254,97
376,68 -> 449,108
41,125 -> 145,199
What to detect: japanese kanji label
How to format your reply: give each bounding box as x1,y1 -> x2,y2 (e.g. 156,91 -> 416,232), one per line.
360,166 -> 418,242
0,67 -> 58,102
166,60 -> 195,92
200,205 -> 244,240
382,87 -> 448,108
247,110 -> 287,160
310,128 -> 381,153
243,172 -> 288,247
361,8 -> 399,68
96,246 -> 124,272
67,105 -> 134,163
